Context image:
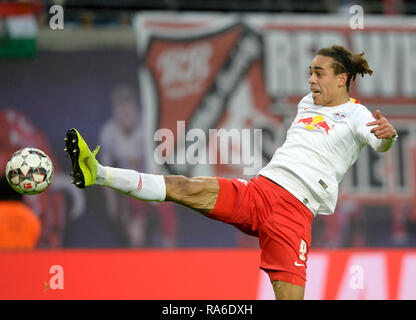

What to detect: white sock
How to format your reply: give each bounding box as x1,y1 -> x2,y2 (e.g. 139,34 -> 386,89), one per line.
96,163 -> 166,202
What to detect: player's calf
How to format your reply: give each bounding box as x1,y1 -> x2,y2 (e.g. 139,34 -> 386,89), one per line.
97,167 -> 166,202
65,129 -> 219,212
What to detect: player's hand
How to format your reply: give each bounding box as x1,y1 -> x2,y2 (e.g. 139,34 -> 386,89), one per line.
366,109 -> 397,139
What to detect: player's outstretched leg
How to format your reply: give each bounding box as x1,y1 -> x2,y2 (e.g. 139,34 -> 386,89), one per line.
164,175 -> 219,215
65,128 -> 100,188
64,129 -> 217,211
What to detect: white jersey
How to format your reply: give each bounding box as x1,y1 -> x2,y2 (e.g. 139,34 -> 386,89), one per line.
258,93 -> 397,216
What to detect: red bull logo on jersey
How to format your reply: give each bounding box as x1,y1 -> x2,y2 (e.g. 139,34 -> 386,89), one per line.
296,115 -> 334,135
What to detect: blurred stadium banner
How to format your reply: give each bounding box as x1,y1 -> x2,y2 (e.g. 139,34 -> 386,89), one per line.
0,249 -> 415,300
0,2 -> 41,58
134,13 -> 416,209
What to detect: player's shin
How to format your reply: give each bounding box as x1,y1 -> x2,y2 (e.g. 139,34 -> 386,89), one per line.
96,164 -> 166,202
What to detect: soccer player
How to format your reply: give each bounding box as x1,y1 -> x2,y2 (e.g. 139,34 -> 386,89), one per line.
65,45 -> 397,300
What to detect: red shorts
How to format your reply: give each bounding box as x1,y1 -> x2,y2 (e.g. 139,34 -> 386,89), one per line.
207,175 -> 314,287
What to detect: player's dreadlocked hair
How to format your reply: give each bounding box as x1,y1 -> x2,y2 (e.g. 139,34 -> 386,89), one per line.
317,45 -> 373,91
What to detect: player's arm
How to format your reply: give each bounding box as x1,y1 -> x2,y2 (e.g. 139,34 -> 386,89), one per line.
365,109 -> 397,152
367,110 -> 397,152
366,110 -> 397,140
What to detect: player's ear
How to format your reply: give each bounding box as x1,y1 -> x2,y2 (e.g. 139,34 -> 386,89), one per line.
337,73 -> 348,87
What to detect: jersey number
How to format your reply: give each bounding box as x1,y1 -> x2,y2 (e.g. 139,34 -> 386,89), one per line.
299,239 -> 307,262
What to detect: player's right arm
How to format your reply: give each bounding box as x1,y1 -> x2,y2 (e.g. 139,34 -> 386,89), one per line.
355,108 -> 398,152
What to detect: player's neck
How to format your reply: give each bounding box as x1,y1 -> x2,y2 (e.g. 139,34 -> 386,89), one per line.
323,93 -> 349,107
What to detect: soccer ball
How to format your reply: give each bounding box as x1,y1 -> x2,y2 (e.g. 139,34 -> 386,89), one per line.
5,147 -> 54,195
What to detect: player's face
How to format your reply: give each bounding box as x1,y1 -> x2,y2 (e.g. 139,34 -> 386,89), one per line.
308,55 -> 347,107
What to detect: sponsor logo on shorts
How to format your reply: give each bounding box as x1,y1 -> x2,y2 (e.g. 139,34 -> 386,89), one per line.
294,261 -> 305,267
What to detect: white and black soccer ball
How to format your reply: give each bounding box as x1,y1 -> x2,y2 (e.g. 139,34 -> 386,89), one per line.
5,147 -> 54,195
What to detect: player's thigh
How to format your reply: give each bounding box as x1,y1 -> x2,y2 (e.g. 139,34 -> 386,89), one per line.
272,280 -> 305,300
164,175 -> 219,214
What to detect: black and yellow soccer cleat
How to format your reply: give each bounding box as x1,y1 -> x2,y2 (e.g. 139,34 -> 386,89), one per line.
64,128 -> 100,188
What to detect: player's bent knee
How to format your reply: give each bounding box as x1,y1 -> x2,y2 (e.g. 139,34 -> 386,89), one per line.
165,175 -> 219,213
272,280 -> 305,300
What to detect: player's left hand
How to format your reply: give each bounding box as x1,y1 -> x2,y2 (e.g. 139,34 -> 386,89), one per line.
366,109 -> 397,139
